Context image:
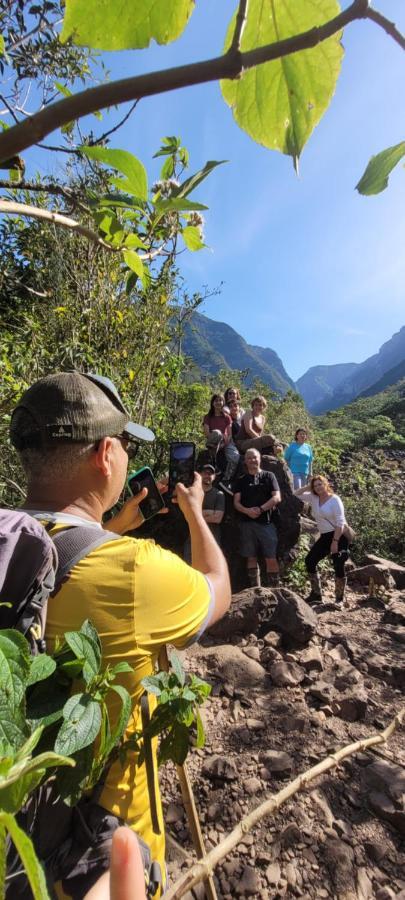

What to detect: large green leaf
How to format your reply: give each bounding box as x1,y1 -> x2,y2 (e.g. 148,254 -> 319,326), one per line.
54,693 -> 102,756
221,0 -> 343,166
64,630 -> 101,685
173,160 -> 226,199
81,147 -> 148,201
27,654 -> 56,687
1,812 -> 50,899
0,749 -> 73,814
0,630 -> 30,707
181,226 -> 205,252
61,0 -> 195,50
356,141 -> 405,195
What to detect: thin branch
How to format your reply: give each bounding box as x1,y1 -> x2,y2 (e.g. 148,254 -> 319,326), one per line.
366,6 -> 405,50
165,708 -> 405,899
0,0 -> 377,164
0,94 -> 20,126
230,0 -> 249,53
0,199 -> 168,261
94,99 -> 140,145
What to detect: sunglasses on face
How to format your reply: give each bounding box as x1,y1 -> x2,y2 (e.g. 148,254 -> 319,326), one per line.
115,433 -> 140,460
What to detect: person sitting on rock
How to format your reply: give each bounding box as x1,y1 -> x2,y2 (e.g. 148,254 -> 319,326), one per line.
228,399 -> 243,442
284,427 -> 313,489
223,386 -> 245,416
236,396 -> 276,456
203,393 -> 240,493
234,448 -> 281,588
295,475 -> 350,605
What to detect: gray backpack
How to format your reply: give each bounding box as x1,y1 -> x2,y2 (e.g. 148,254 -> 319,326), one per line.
0,508 -> 119,651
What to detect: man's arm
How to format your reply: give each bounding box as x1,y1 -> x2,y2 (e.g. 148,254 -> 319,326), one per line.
176,476 -> 231,625
203,508 -> 224,525
259,489 -> 281,512
233,491 -> 259,518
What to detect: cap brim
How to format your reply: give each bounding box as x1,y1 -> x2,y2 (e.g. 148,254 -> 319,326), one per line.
126,421 -> 155,442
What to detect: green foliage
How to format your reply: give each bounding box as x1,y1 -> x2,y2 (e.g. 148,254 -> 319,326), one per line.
221,0 -> 343,166
316,379 -> 405,452
0,811 -> 50,900
141,651 -> 211,766
356,140 -> 405,195
61,0 -> 195,50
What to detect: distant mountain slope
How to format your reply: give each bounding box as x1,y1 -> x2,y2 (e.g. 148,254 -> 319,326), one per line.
311,326 -> 405,413
360,358 -> 405,398
296,363 -> 359,412
182,312 -> 295,394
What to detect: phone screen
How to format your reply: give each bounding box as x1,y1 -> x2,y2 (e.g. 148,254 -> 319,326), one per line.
128,467 -> 165,521
168,442 -> 195,493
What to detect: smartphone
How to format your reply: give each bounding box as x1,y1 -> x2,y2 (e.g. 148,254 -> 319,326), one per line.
128,466 -> 165,521
168,441 -> 196,493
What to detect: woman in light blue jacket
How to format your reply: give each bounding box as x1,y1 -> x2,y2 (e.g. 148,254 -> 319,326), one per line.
284,428 -> 313,489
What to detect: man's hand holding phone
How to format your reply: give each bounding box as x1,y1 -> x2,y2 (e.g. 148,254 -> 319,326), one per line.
107,479 -> 168,535
173,472 -> 204,520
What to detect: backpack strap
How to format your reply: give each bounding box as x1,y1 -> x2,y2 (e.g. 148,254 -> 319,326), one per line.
52,526 -> 120,590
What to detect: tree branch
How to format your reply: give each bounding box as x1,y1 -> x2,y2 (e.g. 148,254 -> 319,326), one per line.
230,0 -> 249,53
0,179 -> 89,214
0,198 -> 113,249
0,199 -> 168,261
165,708 -> 405,899
0,0 -> 377,164
365,6 -> 405,50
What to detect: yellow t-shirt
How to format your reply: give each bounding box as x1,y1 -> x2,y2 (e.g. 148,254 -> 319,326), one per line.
43,518 -> 212,886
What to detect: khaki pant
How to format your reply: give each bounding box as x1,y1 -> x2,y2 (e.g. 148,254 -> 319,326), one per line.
236,434 -> 276,454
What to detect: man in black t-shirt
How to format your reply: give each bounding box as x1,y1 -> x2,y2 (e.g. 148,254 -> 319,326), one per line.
234,448 -> 281,587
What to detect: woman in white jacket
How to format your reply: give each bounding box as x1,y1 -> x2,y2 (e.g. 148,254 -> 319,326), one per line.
295,475 -> 350,605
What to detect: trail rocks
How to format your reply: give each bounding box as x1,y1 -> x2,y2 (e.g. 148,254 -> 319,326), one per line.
259,749 -> 294,777
208,588 -> 267,639
269,660 -> 305,686
364,554 -> 405,589
348,564 -> 396,589
383,596 -> 405,626
203,645 -> 268,688
202,756 -> 238,782
268,587 -> 318,645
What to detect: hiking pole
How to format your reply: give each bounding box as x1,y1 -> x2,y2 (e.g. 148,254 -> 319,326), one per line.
159,646 -> 218,900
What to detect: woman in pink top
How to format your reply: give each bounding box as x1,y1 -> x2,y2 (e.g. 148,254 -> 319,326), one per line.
203,394 -> 240,492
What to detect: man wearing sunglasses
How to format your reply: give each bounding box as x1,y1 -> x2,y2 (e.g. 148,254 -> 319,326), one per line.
10,371 -> 231,897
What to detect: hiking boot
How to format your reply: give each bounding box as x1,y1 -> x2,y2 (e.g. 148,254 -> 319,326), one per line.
305,572 -> 322,605
247,568 -> 260,588
263,572 -> 280,588
335,576 -> 347,604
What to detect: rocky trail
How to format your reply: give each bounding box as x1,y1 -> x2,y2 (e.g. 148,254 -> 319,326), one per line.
161,578 -> 405,900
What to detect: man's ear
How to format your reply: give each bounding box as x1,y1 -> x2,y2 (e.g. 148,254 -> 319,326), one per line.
93,437 -> 114,477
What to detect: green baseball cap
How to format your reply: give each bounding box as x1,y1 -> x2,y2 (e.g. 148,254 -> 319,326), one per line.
10,371 -> 155,450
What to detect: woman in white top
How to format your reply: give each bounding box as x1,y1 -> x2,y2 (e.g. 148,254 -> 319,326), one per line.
295,475 -> 350,605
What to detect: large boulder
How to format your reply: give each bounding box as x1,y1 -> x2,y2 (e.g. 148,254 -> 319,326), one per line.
267,587 -> 318,646
348,563 -> 395,589
364,553 -> 405,589
208,587 -> 273,640
383,595 -> 405,626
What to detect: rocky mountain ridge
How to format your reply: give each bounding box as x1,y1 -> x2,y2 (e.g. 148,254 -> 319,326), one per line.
182,312 -> 405,414
182,311 -> 295,394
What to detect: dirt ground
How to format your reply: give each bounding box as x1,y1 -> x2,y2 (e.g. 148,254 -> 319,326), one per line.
160,580 -> 405,900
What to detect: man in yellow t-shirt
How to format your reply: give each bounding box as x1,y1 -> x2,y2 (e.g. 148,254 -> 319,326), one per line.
10,372 -> 231,897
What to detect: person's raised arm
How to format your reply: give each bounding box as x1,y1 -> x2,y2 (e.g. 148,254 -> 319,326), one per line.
176,475 -> 231,624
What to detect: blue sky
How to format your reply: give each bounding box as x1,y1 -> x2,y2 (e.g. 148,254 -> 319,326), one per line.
27,1 -> 405,381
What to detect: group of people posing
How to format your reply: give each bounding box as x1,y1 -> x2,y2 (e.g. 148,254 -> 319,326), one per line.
200,387 -> 350,604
